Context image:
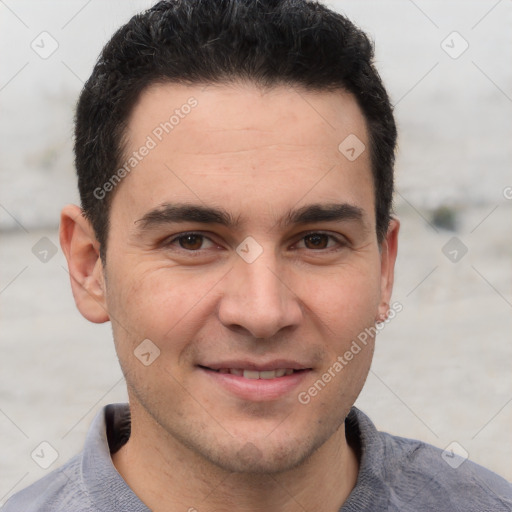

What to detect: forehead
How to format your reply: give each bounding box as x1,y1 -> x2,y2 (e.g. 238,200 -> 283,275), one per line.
113,81 -> 374,231
125,81 -> 368,151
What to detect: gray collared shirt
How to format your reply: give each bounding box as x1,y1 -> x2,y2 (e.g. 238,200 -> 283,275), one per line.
4,403 -> 512,511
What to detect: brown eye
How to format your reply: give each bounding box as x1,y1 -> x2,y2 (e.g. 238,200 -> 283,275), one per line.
164,231 -> 218,254
303,233 -> 330,249
295,232 -> 347,252
177,234 -> 204,250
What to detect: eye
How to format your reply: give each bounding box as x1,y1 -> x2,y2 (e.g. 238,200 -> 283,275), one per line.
295,232 -> 346,251
166,232 -> 216,251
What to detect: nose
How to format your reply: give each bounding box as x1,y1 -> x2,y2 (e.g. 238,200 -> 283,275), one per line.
217,250 -> 303,339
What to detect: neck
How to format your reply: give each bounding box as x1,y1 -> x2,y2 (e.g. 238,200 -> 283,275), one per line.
112,404 -> 359,512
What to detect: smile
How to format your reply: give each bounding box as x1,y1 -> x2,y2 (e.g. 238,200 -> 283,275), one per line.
212,368 -> 299,379
198,365 -> 311,401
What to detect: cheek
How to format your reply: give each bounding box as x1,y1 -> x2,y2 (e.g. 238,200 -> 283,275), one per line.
304,261 -> 382,336
303,267 -> 379,409
105,264 -> 224,351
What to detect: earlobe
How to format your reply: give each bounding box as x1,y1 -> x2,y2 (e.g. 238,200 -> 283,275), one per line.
59,204 -> 110,324
376,217 -> 400,322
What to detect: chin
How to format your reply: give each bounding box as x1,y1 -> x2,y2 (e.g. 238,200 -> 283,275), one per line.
195,430 -> 324,475
215,447 -> 305,475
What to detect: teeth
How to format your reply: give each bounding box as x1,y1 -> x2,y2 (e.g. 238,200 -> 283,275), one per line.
243,370 -> 260,379
216,368 -> 296,379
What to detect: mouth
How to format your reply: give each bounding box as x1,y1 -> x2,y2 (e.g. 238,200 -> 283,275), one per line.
197,364 -> 312,401
199,366 -> 308,379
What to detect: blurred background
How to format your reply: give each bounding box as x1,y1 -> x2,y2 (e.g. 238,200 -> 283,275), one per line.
1,0 -> 511,503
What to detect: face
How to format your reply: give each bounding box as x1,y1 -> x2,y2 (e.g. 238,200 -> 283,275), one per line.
70,82 -> 398,474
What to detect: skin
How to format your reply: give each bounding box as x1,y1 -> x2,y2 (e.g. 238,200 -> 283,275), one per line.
60,82 -> 399,512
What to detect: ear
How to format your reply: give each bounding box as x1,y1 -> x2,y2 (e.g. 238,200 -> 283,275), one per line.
376,217 -> 400,322
59,204 -> 109,323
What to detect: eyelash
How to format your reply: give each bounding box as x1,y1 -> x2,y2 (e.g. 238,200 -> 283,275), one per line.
164,231 -> 348,254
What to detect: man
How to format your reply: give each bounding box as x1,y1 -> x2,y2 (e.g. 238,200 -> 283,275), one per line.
4,0 -> 512,510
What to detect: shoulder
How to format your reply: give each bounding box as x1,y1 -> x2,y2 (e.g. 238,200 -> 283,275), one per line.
346,408 -> 512,511
2,403 -> 134,512
2,454 -> 95,512
381,431 -> 512,509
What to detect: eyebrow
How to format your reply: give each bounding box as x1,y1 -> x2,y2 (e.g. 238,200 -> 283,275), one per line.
134,201 -> 365,232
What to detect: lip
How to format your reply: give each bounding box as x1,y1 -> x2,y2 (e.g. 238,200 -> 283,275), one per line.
201,360 -> 310,371
198,364 -> 312,402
